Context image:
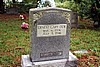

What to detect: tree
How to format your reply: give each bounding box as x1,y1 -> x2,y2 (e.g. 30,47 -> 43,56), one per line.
23,0 -> 34,3
74,0 -> 81,3
12,0 -> 16,3
90,0 -> 100,28
73,0 -> 100,28
0,0 -> 4,13
61,0 -> 64,3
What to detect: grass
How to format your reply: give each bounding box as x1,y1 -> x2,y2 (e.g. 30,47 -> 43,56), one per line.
0,19 -> 30,66
70,26 -> 100,66
70,29 -> 100,52
0,17 -> 100,67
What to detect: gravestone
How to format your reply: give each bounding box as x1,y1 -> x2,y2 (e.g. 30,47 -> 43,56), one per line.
6,7 -> 18,14
21,7 -> 78,67
30,8 -> 71,62
71,12 -> 78,28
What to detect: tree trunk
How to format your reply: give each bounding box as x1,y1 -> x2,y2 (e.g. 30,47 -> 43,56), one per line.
12,0 -> 16,3
0,0 -> 4,13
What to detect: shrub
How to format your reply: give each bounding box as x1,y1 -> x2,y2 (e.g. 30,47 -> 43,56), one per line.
5,2 -> 36,13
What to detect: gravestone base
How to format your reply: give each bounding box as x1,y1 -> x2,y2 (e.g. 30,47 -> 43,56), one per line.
6,7 -> 18,14
21,52 -> 78,67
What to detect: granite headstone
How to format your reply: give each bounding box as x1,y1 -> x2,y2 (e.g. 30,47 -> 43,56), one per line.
6,7 -> 18,14
29,8 -> 71,62
71,12 -> 78,28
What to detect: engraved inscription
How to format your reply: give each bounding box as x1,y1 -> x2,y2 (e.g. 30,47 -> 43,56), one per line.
40,51 -> 63,58
37,24 -> 67,37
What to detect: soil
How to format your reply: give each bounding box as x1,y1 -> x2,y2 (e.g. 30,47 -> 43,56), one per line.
0,14 -> 29,21
0,14 -> 19,21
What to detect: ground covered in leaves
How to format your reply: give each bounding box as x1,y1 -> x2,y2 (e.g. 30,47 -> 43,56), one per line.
0,14 -> 100,67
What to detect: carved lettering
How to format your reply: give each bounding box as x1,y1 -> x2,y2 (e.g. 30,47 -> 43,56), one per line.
40,51 -> 63,58
37,24 -> 67,37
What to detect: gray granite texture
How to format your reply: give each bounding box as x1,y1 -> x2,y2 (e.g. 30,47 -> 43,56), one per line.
29,8 -> 72,62
6,7 -> 18,14
71,12 -> 78,28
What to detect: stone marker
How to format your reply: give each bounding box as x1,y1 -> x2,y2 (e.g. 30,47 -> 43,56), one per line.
71,12 -> 78,28
29,7 -> 71,62
21,7 -> 78,67
6,7 -> 18,14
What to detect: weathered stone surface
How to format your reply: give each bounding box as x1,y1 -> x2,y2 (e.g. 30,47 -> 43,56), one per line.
29,8 -> 71,62
71,12 -> 78,28
6,7 -> 18,14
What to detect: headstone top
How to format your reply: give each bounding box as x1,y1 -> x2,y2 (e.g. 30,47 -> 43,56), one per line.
30,7 -> 72,12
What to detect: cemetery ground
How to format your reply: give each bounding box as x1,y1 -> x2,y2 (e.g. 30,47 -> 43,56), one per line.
0,14 -> 100,67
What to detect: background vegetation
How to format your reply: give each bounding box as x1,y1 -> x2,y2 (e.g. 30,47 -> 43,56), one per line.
59,0 -> 100,27
0,0 -> 99,27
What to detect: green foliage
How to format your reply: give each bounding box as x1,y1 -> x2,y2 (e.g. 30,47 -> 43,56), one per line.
43,1 -> 51,7
5,2 -> 35,13
55,0 -> 64,3
56,0 -> 90,17
56,0 -> 100,19
22,0 -> 34,3
56,1 -> 79,12
74,0 -> 81,3
56,0 -> 100,27
5,0 -> 38,13
18,3 -> 35,13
